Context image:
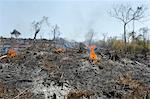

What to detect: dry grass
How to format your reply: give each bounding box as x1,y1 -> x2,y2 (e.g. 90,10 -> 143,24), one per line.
65,90 -> 94,99
0,81 -> 19,99
118,72 -> 150,99
41,59 -> 58,73
53,48 -> 65,54
0,82 -> 6,98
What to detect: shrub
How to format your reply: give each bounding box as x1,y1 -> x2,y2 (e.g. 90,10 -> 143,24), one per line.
111,40 -> 125,53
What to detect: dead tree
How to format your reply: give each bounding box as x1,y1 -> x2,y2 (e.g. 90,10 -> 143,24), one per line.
10,29 -> 21,38
10,29 -> 21,48
32,16 -> 47,40
139,27 -> 149,43
51,24 -> 60,47
139,27 -> 149,59
33,22 -> 41,40
109,4 -> 146,53
51,24 -> 60,41
102,33 -> 107,46
44,16 -> 61,41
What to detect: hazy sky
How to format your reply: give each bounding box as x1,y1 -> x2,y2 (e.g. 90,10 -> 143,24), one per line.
0,0 -> 150,41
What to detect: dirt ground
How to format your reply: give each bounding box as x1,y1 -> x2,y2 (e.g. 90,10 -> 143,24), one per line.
0,45 -> 149,99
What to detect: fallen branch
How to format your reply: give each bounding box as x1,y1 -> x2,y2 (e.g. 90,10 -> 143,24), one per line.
12,88 -> 30,99
0,55 -> 7,60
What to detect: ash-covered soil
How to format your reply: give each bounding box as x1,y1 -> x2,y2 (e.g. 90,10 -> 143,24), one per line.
0,47 -> 150,99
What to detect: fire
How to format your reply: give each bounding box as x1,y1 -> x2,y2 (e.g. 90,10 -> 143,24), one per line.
89,45 -> 97,60
7,48 -> 16,58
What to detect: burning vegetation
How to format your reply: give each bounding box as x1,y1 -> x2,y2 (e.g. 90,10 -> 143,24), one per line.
0,2 -> 150,99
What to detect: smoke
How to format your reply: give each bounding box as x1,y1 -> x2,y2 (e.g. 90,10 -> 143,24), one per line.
72,3 -> 102,41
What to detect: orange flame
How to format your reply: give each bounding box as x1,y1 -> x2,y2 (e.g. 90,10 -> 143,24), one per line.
7,48 -> 16,58
89,45 -> 97,60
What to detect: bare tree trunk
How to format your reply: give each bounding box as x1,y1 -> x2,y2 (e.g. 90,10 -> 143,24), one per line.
34,29 -> 40,40
53,28 -> 56,48
53,29 -> 56,41
33,32 -> 38,40
124,23 -> 127,54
